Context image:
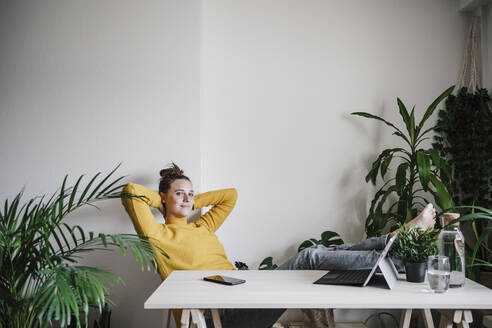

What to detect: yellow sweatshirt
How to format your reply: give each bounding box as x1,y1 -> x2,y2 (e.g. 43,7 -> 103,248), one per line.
121,183 -> 237,280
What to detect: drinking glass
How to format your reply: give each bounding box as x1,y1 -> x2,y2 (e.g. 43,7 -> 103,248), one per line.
427,255 -> 451,293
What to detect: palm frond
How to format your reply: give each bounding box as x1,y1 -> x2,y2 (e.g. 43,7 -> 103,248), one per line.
35,265 -> 122,327
0,166 -> 166,328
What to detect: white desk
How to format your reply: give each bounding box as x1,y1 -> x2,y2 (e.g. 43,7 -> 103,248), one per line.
145,270 -> 492,328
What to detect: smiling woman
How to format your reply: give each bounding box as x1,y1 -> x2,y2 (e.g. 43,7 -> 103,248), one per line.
121,163 -> 237,280
121,162 -> 240,327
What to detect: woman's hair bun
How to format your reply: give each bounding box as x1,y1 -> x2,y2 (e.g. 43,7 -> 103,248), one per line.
159,162 -> 184,178
158,162 -> 190,195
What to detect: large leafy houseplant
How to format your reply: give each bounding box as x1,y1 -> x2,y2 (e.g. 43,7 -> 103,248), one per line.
351,86 -> 455,237
433,87 -> 492,273
0,166 -> 168,328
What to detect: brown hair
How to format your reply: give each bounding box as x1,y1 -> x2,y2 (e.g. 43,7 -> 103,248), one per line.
158,162 -> 191,217
159,162 -> 190,193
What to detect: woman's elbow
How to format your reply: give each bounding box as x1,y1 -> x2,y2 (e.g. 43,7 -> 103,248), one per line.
229,188 -> 238,206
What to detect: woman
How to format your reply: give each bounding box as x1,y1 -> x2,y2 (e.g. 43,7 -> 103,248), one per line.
122,163 -> 237,280
122,163 -> 436,327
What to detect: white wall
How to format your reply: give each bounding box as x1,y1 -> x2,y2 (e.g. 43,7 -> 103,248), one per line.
0,0 -> 468,326
200,1 -> 467,323
201,0 -> 467,266
0,0 -> 200,327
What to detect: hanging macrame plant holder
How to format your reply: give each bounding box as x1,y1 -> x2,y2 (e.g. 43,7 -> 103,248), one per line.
456,16 -> 482,93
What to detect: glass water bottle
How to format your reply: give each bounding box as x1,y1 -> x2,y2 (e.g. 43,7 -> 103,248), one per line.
438,213 -> 465,287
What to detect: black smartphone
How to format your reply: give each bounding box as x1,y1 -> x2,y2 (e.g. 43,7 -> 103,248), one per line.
203,275 -> 246,285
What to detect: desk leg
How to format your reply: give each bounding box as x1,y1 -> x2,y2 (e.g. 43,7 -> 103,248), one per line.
421,309 -> 435,328
211,309 -> 223,328
457,310 -> 473,328
181,309 -> 191,328
400,309 -> 434,328
453,310 -> 463,323
190,309 -> 207,328
400,309 -> 412,328
438,309 -> 474,328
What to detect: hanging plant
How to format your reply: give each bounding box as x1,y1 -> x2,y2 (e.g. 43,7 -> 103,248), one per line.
433,87 -> 492,273
433,87 -> 492,209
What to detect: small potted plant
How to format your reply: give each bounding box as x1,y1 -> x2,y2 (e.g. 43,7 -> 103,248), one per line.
393,226 -> 439,282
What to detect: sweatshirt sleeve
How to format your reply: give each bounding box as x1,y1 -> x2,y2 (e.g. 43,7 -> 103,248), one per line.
121,182 -> 164,239
193,188 -> 237,232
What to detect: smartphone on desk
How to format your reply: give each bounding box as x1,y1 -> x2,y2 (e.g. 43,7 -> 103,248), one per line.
203,275 -> 246,286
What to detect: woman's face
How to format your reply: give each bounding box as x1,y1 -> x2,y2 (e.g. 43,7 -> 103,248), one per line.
160,179 -> 194,218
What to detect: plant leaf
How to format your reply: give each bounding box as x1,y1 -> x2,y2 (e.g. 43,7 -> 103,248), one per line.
470,227 -> 492,267
428,149 -> 441,169
397,98 -> 411,133
429,175 -> 453,211
416,150 -> 431,191
416,85 -> 455,135
409,106 -> 415,144
320,231 -> 344,247
351,112 -> 405,136
380,154 -> 393,178
395,163 -> 409,196
258,257 -> 278,270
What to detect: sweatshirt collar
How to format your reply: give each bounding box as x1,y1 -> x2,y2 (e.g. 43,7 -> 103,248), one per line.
165,217 -> 188,225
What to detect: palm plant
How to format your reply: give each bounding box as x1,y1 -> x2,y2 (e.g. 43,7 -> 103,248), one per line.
0,166 -> 168,328
351,86 -> 455,237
